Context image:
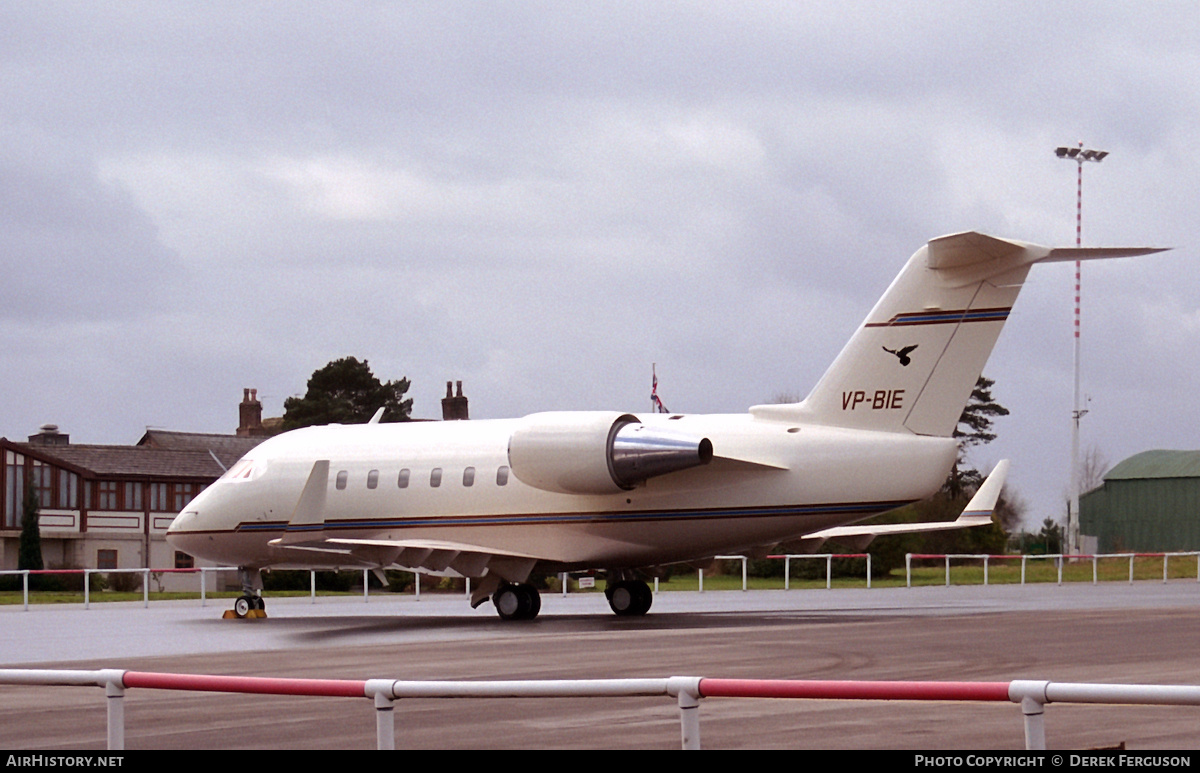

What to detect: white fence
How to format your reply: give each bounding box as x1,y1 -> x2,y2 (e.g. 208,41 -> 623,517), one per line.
904,551 -> 1200,587
4,551 -> 1198,611
3,667 -> 1199,750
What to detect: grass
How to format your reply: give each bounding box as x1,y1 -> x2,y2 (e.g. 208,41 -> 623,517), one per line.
2,555 -> 1196,605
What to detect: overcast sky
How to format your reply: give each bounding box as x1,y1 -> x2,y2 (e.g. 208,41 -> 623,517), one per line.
3,1 -> 1196,528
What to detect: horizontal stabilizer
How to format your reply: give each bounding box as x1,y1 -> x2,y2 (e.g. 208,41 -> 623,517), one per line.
806,460 -> 1008,544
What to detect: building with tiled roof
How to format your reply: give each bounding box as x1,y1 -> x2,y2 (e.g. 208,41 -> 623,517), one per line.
1,390 -> 274,586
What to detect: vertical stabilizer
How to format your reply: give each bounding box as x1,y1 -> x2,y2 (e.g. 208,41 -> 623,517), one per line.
752,232 -> 1165,437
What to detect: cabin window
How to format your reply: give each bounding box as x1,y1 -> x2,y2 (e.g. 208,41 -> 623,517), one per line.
462,467 -> 475,486
367,469 -> 379,489
397,468 -> 410,488
430,468 -> 442,488
336,471 -> 349,490
496,466 -> 509,486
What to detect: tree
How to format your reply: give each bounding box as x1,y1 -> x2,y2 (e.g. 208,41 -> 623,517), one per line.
19,476 -> 43,573
946,375 -> 1009,497
855,376 -> 1019,571
282,357 -> 413,430
1037,517 -> 1064,554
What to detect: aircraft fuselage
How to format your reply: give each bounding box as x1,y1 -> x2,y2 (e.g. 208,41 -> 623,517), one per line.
168,412 -> 956,573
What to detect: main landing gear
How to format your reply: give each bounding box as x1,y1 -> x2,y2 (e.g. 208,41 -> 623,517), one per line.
224,567 -> 267,619
492,583 -> 542,621
606,579 -> 653,617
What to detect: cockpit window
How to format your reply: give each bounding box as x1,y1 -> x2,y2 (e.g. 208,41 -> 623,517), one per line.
221,459 -> 261,481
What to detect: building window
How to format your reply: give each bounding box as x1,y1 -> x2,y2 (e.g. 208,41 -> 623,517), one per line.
124,482 -> 143,511
30,461 -> 53,508
496,466 -> 510,486
336,471 -> 349,490
97,549 -> 118,570
173,483 -> 198,512
397,468 -> 410,488
367,470 -> 379,489
430,468 -> 442,488
463,467 -> 475,487
149,483 -> 169,512
4,452 -> 24,528
59,471 -> 78,509
96,481 -> 118,510
174,552 -> 195,569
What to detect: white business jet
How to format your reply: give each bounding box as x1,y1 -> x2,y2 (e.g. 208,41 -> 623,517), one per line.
166,232 -> 1163,619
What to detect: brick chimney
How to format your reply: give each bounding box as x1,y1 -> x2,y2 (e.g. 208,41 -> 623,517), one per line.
441,380 -> 469,421
237,388 -> 267,437
28,423 -> 69,445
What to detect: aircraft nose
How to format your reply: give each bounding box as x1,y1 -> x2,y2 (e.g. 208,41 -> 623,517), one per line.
167,509 -> 196,534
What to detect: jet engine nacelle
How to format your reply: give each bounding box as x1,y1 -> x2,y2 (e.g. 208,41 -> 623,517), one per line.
508,411 -> 713,495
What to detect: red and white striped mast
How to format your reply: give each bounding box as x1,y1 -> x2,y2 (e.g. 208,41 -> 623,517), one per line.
1056,142 -> 1108,554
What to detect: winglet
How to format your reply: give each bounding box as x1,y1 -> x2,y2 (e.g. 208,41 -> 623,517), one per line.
956,459 -> 1009,526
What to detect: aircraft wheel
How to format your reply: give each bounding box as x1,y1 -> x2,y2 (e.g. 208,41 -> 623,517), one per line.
632,580 -> 653,615
233,595 -> 253,618
252,595 -> 266,611
493,584 -> 533,621
607,580 -> 652,616
518,583 -> 541,619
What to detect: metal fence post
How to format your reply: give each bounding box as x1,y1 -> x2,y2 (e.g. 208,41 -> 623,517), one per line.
668,677 -> 703,750
105,675 -> 126,750
1021,694 -> 1046,750
373,690 -> 395,750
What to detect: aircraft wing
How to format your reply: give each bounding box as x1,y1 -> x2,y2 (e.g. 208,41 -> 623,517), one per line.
268,534 -> 543,582
793,460 -> 1009,552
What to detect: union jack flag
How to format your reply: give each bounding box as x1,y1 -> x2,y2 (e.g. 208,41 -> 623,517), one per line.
651,365 -> 669,413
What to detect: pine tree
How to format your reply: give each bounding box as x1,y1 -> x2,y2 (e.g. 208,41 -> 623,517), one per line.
946,376 -> 1009,497
18,477 -> 43,573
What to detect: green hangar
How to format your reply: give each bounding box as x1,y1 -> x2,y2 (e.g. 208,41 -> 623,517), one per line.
1080,450 -> 1200,553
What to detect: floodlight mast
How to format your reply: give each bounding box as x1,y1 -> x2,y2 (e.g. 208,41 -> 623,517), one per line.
1056,141 -> 1107,555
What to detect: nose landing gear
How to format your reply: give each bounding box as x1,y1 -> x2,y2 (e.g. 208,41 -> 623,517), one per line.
223,567 -> 268,619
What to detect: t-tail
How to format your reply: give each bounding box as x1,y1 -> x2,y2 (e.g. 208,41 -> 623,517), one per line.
753,232 -> 1166,436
